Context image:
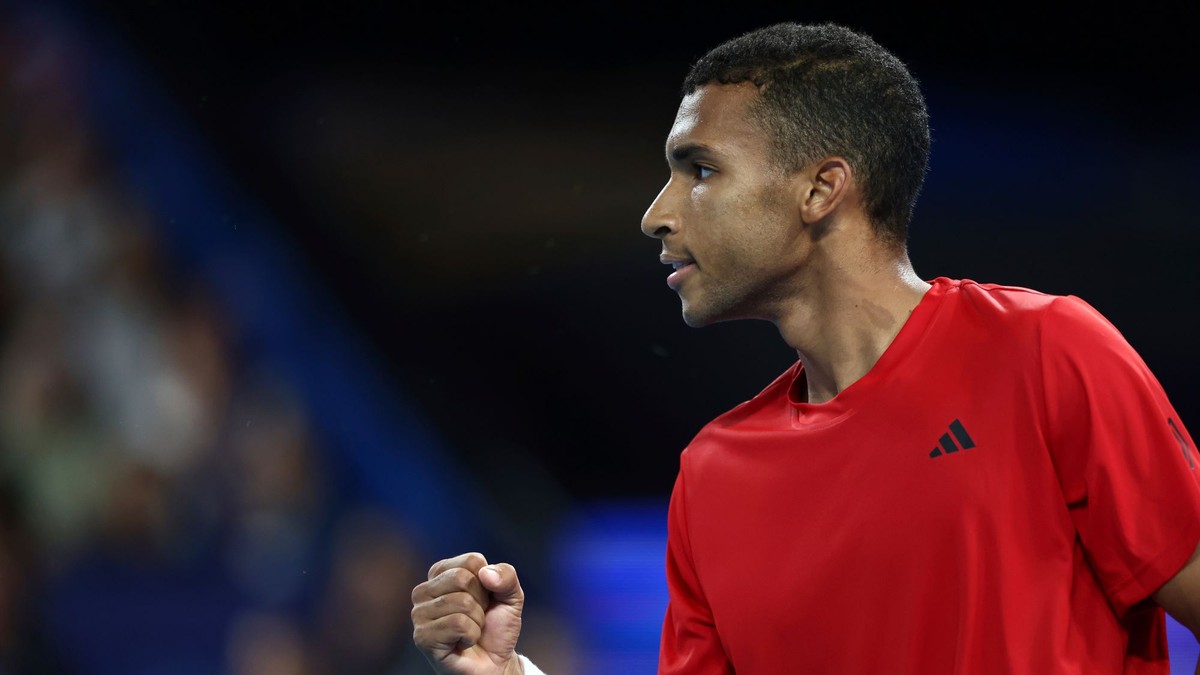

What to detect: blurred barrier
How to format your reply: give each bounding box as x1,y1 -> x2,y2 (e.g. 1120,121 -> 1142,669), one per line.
552,502 -> 669,675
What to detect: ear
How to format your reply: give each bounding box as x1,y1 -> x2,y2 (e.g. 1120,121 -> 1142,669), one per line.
799,157 -> 853,225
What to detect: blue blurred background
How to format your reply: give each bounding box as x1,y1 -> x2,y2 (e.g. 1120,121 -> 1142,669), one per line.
0,1 -> 1197,673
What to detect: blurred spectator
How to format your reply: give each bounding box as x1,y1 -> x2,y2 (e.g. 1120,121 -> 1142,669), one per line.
0,8 -> 432,674
312,509 -> 427,675
0,481 -> 67,674
223,377 -> 325,609
0,7 -> 576,674
226,612 -> 315,675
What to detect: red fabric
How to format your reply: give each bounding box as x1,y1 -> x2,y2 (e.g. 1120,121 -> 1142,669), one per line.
659,278 -> 1200,674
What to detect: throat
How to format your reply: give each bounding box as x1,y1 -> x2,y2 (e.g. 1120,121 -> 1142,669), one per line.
786,276 -> 931,404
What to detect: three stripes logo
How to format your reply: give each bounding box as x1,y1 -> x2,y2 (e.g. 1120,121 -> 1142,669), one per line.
1169,418 -> 1195,470
929,419 -> 976,458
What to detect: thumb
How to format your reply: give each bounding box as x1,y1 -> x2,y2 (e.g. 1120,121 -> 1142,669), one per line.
475,563 -> 524,661
478,563 -> 524,609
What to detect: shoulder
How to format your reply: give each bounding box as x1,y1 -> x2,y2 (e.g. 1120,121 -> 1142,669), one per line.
941,279 -> 1145,392
1037,292 -> 1148,378
943,277 -> 1059,320
935,277 -> 1114,344
713,360 -> 800,427
679,360 -> 800,465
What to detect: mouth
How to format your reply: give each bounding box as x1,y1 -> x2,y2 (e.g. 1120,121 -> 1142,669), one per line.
660,255 -> 696,290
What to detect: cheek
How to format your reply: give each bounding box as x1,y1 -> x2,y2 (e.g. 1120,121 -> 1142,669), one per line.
688,182 -> 792,260
687,183 -> 713,217
690,187 -> 747,235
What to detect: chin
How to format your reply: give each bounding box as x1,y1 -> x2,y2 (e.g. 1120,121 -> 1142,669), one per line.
680,302 -> 715,328
681,293 -> 757,327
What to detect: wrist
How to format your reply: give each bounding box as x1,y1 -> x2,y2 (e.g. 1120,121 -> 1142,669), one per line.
513,654 -> 546,675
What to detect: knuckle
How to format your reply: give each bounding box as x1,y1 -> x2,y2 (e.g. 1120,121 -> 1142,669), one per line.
435,592 -> 467,613
427,552 -> 489,582
447,613 -> 474,634
462,591 -> 485,613
448,567 -> 475,588
427,555 -> 456,579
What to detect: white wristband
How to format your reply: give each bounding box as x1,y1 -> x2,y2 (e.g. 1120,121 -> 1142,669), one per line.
518,654 -> 547,675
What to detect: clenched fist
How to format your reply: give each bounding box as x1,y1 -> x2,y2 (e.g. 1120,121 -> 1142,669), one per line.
411,552 -> 526,675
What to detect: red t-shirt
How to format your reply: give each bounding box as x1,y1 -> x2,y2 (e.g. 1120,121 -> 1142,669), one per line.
660,278 -> 1200,674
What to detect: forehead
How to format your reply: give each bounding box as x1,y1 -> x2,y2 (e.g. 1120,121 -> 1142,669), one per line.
666,82 -> 770,158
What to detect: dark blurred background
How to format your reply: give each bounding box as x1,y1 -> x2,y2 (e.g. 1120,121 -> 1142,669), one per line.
1,1 -> 1197,673
91,0 -> 1200,498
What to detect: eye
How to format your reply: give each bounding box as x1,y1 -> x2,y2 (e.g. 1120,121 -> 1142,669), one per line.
695,164 -> 715,180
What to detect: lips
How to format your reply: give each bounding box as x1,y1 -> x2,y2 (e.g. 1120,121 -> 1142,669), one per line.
660,254 -> 696,290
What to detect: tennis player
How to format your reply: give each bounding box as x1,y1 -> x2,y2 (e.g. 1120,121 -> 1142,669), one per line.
411,23 -> 1200,674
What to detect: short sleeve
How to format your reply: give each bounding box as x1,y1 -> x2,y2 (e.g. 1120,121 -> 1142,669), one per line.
1040,295 -> 1200,615
659,466 -> 733,675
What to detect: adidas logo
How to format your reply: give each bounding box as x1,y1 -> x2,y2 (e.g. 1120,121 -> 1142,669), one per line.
1170,418 -> 1195,470
929,419 -> 976,458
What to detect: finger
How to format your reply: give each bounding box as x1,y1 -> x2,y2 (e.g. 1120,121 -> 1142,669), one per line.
413,612 -> 483,653
478,562 -> 524,610
427,552 -> 488,580
410,590 -> 487,628
413,565 -> 490,611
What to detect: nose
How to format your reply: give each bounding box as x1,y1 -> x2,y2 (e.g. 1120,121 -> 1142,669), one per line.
640,180 -> 677,240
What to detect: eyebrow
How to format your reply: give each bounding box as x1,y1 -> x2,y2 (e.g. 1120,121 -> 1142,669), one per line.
668,142 -> 717,163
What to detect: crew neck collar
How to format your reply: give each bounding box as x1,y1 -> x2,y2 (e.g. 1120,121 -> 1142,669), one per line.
787,277 -> 954,428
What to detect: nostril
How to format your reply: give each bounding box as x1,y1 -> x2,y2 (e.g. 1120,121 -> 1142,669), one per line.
653,225 -> 671,238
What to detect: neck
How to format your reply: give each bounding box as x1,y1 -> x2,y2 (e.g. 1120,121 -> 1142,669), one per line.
774,247 -> 930,405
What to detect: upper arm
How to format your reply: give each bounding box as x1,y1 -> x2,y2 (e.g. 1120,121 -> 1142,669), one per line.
1040,296 -> 1200,615
660,466 -> 735,675
1154,540 -> 1200,638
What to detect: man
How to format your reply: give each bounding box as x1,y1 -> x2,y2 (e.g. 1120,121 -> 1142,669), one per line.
411,23 -> 1200,674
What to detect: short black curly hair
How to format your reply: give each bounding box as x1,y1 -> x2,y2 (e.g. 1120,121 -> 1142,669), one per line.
683,23 -> 930,248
